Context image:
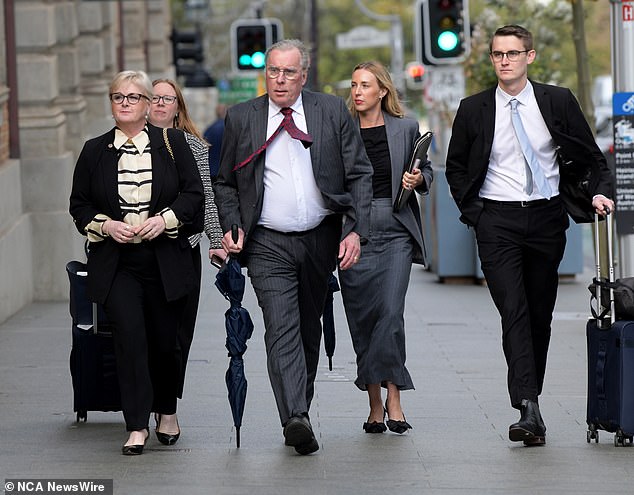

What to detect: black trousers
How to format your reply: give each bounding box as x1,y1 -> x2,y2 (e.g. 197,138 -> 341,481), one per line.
104,243 -> 185,431
244,215 -> 340,425
475,198 -> 569,409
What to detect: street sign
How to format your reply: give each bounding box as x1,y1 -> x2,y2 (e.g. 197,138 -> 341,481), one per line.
425,65 -> 465,110
218,76 -> 263,104
336,25 -> 391,50
614,92 -> 634,233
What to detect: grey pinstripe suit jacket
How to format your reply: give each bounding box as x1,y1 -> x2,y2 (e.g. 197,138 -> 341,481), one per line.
213,90 -> 373,245
381,112 -> 433,265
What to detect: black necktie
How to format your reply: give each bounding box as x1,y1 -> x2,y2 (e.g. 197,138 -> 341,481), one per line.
234,107 -> 313,171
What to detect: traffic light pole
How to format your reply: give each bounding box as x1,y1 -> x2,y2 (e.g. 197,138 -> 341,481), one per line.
354,0 -> 404,94
611,0 -> 634,276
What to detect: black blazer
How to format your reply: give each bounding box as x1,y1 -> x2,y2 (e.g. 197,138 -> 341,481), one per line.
446,81 -> 614,226
213,90 -> 373,243
69,123 -> 204,304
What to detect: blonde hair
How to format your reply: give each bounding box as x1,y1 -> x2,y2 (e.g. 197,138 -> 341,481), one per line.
347,61 -> 403,119
151,78 -> 204,141
110,70 -> 153,99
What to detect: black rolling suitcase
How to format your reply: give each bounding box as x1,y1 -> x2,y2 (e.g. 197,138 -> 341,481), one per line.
586,211 -> 634,446
66,260 -> 121,422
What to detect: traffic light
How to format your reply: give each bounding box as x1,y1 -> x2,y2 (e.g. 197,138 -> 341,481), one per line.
231,19 -> 283,72
171,29 -> 204,77
415,0 -> 470,65
405,62 -> 425,90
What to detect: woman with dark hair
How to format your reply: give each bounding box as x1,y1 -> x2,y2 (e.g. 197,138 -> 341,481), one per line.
340,61 -> 433,434
148,78 -> 224,445
69,70 -> 203,454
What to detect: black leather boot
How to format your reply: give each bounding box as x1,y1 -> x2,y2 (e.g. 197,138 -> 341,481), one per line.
509,399 -> 546,446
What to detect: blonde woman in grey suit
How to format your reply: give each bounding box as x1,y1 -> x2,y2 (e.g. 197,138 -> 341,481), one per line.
340,61 -> 433,434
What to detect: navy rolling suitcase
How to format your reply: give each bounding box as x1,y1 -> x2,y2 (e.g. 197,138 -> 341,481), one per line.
586,212 -> 634,446
66,260 -> 121,422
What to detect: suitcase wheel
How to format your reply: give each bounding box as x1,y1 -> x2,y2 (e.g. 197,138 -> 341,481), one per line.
76,410 -> 87,422
614,430 -> 633,447
587,428 -> 599,443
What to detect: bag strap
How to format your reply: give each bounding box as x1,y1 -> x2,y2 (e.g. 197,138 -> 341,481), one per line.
163,127 -> 175,162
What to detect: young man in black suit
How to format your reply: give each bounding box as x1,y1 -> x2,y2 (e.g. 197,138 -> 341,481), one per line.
445,25 -> 614,446
214,39 -> 373,454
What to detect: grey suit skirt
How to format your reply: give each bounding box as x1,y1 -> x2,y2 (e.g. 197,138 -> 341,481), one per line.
339,198 -> 414,391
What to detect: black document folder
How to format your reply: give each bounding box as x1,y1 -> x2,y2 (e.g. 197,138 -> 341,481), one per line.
393,130 -> 433,212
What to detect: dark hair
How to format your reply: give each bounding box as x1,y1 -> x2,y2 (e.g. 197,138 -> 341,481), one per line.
489,25 -> 534,52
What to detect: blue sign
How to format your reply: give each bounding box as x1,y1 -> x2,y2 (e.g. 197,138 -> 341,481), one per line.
613,92 -> 634,116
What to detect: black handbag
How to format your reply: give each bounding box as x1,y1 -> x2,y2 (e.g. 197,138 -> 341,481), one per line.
589,277 -> 634,321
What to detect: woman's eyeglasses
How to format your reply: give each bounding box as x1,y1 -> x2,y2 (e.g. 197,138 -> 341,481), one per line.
110,93 -> 149,105
152,95 -> 178,105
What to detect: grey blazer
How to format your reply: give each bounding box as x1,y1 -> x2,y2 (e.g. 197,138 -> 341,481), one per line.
214,90 -> 373,243
380,112 -> 433,265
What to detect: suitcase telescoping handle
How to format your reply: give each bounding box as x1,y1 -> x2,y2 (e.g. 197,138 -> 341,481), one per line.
594,208 -> 615,326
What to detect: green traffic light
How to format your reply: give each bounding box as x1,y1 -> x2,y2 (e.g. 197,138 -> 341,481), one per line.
239,54 -> 252,66
437,30 -> 459,52
251,51 -> 265,68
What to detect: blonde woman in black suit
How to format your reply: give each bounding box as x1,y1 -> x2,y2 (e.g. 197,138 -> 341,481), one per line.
340,61 -> 433,435
69,70 -> 203,455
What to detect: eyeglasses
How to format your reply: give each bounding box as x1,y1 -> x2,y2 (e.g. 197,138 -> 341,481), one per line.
152,95 -> 178,105
266,66 -> 302,80
110,93 -> 149,105
490,50 -> 530,62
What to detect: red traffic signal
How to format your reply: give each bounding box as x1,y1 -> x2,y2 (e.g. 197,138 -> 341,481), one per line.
408,64 -> 425,82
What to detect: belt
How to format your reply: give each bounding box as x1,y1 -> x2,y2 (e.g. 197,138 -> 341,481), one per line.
482,197 -> 558,208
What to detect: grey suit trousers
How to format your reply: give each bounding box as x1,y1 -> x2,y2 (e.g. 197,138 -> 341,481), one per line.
244,215 -> 340,425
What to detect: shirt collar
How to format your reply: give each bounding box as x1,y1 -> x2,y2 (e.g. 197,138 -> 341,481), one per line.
268,94 -> 305,120
497,80 -> 534,108
113,126 -> 149,153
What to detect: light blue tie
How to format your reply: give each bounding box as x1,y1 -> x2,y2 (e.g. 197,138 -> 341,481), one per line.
509,98 -> 552,198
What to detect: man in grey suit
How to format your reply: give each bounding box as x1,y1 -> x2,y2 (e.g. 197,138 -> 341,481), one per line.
446,25 -> 614,447
214,39 -> 373,454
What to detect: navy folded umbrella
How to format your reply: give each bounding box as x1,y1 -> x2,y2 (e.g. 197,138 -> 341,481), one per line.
215,256 -> 254,448
322,273 -> 340,371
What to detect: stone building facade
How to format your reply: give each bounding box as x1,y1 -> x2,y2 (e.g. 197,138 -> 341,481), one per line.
0,0 -> 173,324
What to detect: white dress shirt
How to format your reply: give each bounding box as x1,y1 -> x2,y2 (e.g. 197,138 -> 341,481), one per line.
258,96 -> 330,232
480,82 -> 560,201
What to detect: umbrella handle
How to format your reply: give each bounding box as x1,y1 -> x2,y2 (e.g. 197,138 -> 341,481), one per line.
231,224 -> 239,244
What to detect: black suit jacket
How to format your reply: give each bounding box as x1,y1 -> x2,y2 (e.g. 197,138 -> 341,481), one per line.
69,123 -> 204,304
446,81 -> 614,226
213,90 -> 373,243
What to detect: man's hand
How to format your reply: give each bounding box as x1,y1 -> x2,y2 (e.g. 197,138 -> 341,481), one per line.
338,232 -> 361,271
592,194 -> 615,216
221,227 -> 245,254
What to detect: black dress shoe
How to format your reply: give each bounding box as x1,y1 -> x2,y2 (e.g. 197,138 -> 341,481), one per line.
385,401 -> 412,434
363,421 -> 387,434
283,415 -> 319,455
509,399 -> 546,445
121,429 -> 149,456
155,413 -> 181,446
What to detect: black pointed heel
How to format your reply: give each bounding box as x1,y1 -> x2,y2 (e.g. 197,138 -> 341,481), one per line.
385,401 -> 412,434
155,413 -> 181,446
121,428 -> 149,455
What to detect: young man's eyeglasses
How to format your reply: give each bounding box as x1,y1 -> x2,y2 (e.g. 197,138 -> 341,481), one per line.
490,50 -> 530,62
110,93 -> 149,105
266,66 -> 302,80
152,95 -> 178,105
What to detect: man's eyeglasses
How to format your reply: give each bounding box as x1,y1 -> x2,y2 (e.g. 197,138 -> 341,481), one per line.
110,93 -> 149,105
266,66 -> 302,80
490,50 -> 530,62
152,95 -> 178,105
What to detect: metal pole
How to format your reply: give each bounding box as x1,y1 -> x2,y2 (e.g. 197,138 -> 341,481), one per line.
353,0 -> 405,94
613,0 -> 634,277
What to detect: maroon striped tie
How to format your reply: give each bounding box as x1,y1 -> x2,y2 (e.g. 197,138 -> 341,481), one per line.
234,107 -> 313,171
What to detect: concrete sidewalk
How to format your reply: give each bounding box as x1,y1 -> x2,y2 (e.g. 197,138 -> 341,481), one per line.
1,237 -> 632,495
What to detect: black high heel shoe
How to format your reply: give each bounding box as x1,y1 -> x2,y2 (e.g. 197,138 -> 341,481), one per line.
155,413 -> 181,446
385,401 -> 412,434
363,409 -> 387,433
121,428 -> 149,455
